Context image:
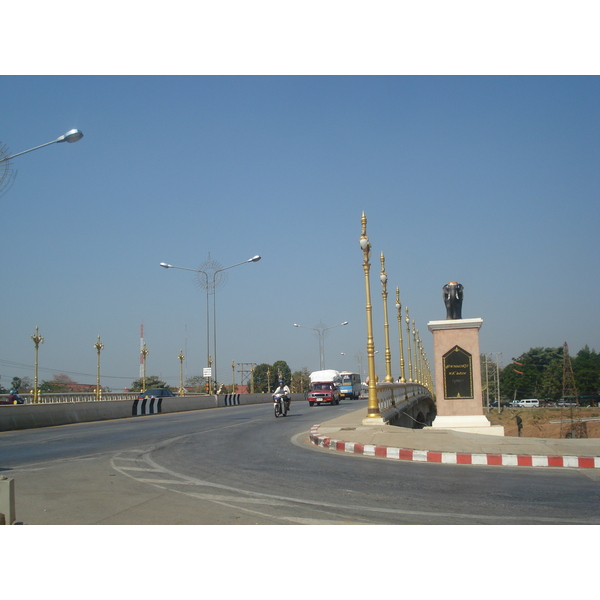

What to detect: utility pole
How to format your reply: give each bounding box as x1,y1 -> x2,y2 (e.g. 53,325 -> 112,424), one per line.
561,342 -> 584,438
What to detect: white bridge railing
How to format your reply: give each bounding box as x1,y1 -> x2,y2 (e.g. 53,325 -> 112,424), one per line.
376,382 -> 432,413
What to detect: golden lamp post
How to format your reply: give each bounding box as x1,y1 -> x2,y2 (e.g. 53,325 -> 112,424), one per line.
379,252 -> 393,383
94,335 -> 104,401
412,322 -> 420,384
395,287 -> 406,383
359,212 -> 382,422
141,342 -> 149,392
31,326 -> 44,403
231,361 -> 236,394
178,350 -> 185,396
405,307 -> 413,382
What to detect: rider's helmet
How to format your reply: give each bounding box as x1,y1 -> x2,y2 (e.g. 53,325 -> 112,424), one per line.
279,380 -> 285,385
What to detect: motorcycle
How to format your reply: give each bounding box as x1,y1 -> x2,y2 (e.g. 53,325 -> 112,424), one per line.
273,393 -> 288,418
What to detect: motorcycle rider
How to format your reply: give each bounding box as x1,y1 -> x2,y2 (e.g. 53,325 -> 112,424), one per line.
273,379 -> 291,412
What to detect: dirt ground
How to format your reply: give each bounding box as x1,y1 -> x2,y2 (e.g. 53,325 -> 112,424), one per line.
486,407 -> 600,438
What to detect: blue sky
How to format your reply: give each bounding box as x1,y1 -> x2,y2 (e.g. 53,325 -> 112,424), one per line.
1,75 -> 598,391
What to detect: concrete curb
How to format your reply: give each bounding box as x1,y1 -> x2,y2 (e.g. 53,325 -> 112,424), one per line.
309,425 -> 600,469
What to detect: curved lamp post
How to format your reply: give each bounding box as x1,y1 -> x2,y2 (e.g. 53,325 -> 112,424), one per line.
161,255 -> 261,392
160,262 -> 211,391
294,321 -> 348,370
0,129 -> 84,164
211,255 -> 261,387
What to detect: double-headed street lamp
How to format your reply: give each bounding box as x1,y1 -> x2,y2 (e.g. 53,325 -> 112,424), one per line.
294,321 -> 348,370
160,254 -> 261,392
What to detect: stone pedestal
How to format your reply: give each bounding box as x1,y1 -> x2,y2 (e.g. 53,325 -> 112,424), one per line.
427,318 -> 504,436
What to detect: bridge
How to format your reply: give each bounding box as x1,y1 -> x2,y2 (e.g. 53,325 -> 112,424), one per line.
0,383 -> 435,432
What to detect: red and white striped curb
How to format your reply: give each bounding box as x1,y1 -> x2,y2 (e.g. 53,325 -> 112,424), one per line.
309,425 -> 600,469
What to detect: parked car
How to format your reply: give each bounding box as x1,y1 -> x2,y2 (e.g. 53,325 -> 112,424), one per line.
513,399 -> 540,408
137,388 -> 174,400
489,401 -> 511,408
557,400 -> 578,407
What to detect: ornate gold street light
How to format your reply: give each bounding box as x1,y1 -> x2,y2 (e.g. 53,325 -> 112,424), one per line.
413,323 -> 420,384
94,335 -> 104,401
31,326 -> 44,404
141,342 -> 148,392
178,350 -> 185,396
379,252 -> 393,383
395,287 -> 406,383
359,212 -> 381,421
405,307 -> 413,382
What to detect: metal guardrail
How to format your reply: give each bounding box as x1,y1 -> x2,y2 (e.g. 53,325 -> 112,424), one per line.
0,392 -> 139,404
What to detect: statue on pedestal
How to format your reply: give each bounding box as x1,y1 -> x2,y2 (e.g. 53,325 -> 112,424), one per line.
443,281 -> 463,320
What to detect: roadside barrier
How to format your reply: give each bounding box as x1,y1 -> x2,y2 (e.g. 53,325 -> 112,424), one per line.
0,392 -> 305,431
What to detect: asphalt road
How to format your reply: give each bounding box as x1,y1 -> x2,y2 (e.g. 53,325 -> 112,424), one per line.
1,399 -> 599,524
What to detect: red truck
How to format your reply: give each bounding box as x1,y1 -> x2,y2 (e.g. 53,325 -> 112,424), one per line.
307,370 -> 341,406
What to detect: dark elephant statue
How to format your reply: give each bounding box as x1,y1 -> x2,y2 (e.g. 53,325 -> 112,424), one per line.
443,282 -> 464,320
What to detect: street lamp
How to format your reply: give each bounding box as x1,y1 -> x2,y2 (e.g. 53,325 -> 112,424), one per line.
379,252 -> 393,383
161,254 -> 261,393
160,262 -> 211,391
178,350 -> 186,396
1,128 -> 84,197
211,255 -> 261,387
0,129 -> 84,164
94,335 -> 104,402
294,321 -> 348,370
141,342 -> 149,392
31,326 -> 44,404
395,287 -> 406,383
359,211 -> 381,422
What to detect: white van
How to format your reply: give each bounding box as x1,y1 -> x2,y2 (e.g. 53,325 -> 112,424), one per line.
515,399 -> 540,408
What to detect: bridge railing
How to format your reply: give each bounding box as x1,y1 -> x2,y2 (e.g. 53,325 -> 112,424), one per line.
0,392 -> 139,404
373,382 -> 435,426
376,382 -> 431,410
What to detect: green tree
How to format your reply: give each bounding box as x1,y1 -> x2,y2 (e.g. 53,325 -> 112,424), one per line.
272,360 -> 292,386
130,375 -> 170,392
185,375 -> 207,393
500,347 -> 563,400
573,346 -> 600,395
40,374 -> 79,393
252,364 -> 274,393
291,367 -> 311,393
